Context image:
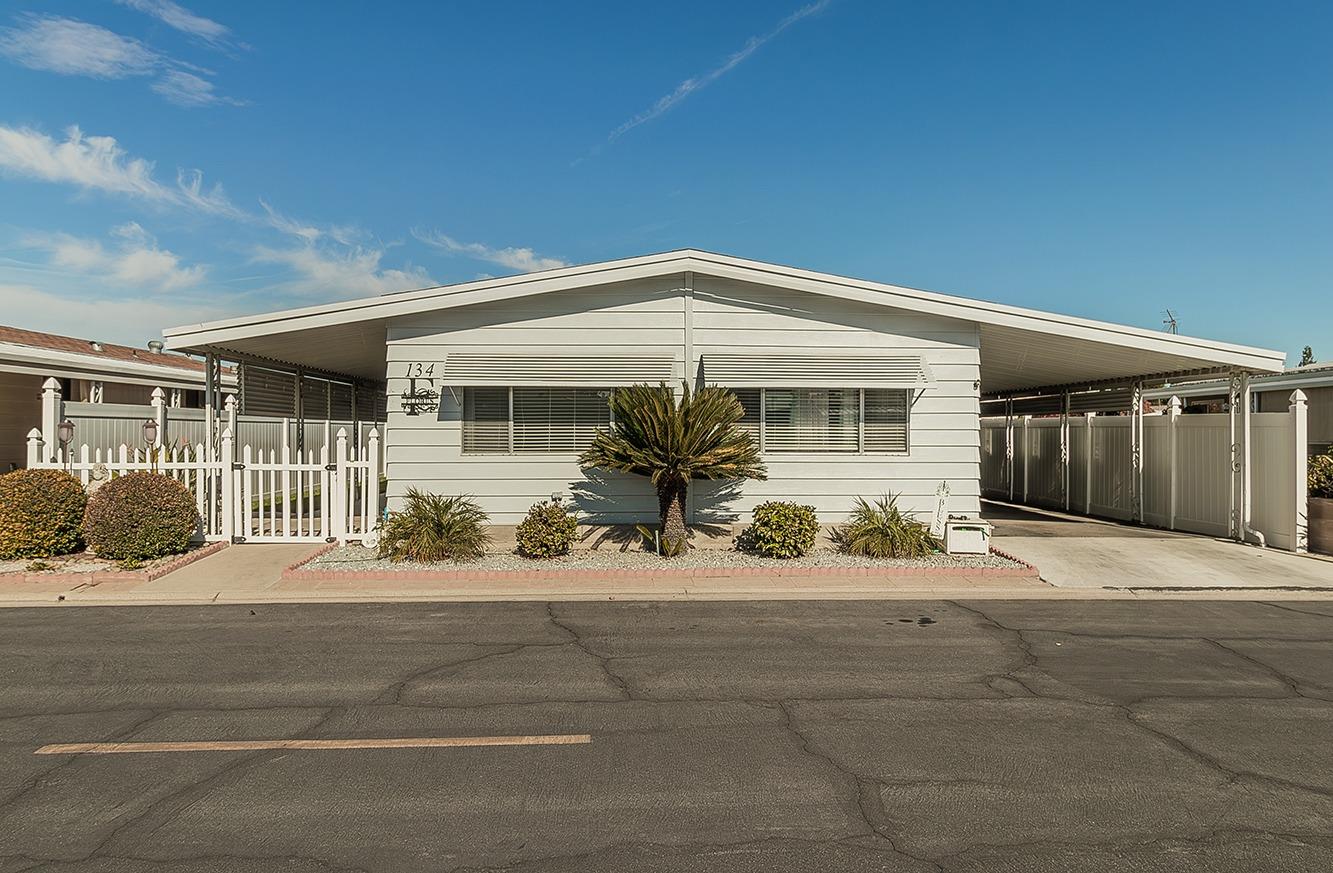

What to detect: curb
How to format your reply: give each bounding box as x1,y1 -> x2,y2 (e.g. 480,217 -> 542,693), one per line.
283,548 -> 1042,583
0,541 -> 228,586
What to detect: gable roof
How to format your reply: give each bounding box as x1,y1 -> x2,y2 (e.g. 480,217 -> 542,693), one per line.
164,249 -> 1286,393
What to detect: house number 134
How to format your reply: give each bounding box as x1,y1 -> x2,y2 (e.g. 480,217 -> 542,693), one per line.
405,363 -> 437,377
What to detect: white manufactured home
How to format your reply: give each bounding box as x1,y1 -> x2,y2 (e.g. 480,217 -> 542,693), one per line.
163,250 -> 1285,531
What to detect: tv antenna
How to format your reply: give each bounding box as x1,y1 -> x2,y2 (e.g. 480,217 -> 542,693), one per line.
1163,309 -> 1179,334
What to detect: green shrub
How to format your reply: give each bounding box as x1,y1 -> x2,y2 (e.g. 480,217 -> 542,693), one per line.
515,500 -> 579,558
831,495 -> 940,559
0,469 -> 87,560
1311,451 -> 1333,499
737,501 -> 821,559
379,490 -> 489,562
83,472 -> 199,561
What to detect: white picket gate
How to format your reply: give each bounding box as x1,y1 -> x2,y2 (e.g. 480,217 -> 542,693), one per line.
27,426 -> 381,546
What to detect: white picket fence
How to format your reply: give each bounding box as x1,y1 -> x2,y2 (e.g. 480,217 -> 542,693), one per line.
27,427 -> 381,546
981,392 -> 1310,552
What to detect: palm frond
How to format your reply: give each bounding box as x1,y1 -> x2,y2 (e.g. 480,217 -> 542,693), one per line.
830,494 -> 940,559
579,382 -> 767,486
379,489 -> 490,562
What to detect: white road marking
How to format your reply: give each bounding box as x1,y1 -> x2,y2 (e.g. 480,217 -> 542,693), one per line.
35,734 -> 592,755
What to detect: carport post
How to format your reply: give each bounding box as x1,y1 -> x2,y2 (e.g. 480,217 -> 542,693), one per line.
1004,398 -> 1014,501
1130,381 -> 1144,524
1167,396 -> 1182,530
1060,390 -> 1071,512
1021,416 -> 1030,503
1085,413 -> 1095,514
1228,372 -> 1241,538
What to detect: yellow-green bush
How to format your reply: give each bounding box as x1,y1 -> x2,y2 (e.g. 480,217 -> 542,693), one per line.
1310,451 -> 1333,499
737,501 -> 820,559
515,500 -> 578,558
0,469 -> 87,560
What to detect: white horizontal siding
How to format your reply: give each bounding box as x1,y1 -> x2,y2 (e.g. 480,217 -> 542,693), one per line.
383,272 -> 981,524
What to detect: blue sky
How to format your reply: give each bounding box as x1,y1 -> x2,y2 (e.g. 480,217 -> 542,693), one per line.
1,0 -> 1329,363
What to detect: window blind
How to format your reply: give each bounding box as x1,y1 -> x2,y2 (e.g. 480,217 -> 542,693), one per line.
763,388 -> 861,452
864,388 -> 909,452
723,387 -> 910,454
462,387 -> 509,453
732,388 -> 761,441
462,387 -> 611,454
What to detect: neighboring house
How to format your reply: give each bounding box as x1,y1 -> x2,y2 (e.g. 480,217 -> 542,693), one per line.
164,250 -> 1285,525
1147,363 -> 1333,453
0,326 -> 232,472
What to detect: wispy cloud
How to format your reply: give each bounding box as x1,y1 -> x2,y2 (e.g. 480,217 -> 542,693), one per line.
413,229 -> 568,273
25,222 -> 206,292
113,0 -> 237,49
0,124 -> 243,216
152,69 -> 245,107
252,244 -> 434,298
0,15 -> 157,78
0,13 -> 242,107
600,0 -> 831,147
0,123 -> 372,250
0,281 -> 231,345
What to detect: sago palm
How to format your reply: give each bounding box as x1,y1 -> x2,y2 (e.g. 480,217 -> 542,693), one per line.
580,383 -> 766,555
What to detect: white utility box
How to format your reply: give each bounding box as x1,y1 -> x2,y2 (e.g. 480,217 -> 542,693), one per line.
944,518 -> 993,555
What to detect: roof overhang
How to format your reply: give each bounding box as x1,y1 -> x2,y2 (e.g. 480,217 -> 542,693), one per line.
164,249 -> 1285,392
0,341 -> 235,390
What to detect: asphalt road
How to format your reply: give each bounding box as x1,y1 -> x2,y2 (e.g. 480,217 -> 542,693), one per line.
1,600 -> 1331,872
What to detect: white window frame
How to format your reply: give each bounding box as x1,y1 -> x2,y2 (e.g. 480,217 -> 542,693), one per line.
733,387 -> 911,456
461,386 -> 614,455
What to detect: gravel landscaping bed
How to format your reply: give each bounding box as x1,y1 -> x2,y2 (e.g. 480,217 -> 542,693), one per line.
0,543 -> 212,577
307,545 -> 1025,573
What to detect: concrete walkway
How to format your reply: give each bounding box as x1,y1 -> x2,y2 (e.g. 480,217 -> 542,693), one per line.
5,508 -> 1333,606
987,500 -> 1333,590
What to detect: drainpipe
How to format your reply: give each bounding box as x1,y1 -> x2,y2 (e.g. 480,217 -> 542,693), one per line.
1239,372 -> 1267,548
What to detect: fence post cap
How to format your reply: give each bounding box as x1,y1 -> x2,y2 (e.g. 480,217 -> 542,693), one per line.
336,427 -> 349,439
223,394 -> 238,410
221,426 -> 234,439
41,377 -> 61,391
1290,388 -> 1308,405
150,386 -> 166,402
367,427 -> 379,439
26,428 -> 42,440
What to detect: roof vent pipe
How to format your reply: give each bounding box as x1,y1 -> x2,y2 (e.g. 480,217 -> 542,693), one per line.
147,340 -> 164,354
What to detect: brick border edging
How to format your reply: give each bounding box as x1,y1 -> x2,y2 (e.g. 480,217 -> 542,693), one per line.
987,545 -> 1040,576
0,541 -> 228,585
283,547 -> 1041,583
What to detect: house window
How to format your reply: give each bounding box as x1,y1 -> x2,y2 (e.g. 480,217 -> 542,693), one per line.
461,387 -> 612,454
730,388 -> 910,454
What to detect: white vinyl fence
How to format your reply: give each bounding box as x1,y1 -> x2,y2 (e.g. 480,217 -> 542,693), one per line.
61,395 -> 382,472
981,392 -> 1310,552
26,379 -> 382,546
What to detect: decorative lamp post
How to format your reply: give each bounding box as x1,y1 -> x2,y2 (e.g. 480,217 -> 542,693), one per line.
142,418 -> 159,470
57,419 -> 75,470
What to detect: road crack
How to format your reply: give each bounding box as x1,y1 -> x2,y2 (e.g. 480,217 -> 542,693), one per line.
545,603 -> 635,700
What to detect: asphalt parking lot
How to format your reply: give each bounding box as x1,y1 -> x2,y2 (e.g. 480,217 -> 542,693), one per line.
1,600 -> 1331,872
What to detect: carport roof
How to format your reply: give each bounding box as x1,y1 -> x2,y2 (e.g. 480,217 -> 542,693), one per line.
164,249 -> 1285,392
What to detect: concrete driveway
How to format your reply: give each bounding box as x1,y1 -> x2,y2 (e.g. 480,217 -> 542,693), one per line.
986,500 -> 1333,590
